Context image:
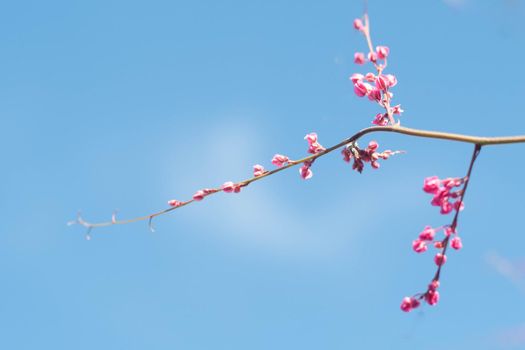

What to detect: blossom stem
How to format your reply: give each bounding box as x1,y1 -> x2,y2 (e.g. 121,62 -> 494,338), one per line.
433,144 -> 482,282
74,127 -> 525,229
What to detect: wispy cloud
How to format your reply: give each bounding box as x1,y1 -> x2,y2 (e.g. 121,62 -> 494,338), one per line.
486,252 -> 525,293
443,0 -> 468,9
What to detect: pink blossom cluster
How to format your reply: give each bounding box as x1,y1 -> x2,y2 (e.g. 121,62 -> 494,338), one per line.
412,225 -> 463,256
351,17 -> 403,126
401,280 -> 441,313
298,133 -> 326,180
401,176 -> 467,312
423,176 -> 466,214
341,140 -> 396,173
193,188 -> 218,201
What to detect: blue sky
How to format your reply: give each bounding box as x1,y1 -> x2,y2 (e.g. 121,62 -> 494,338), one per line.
1,0 -> 525,349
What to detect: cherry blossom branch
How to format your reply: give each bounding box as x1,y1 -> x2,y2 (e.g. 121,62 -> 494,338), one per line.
402,144 -> 482,311
70,126 -> 525,234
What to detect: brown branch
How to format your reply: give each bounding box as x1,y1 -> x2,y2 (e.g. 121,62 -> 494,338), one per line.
72,125 -> 525,231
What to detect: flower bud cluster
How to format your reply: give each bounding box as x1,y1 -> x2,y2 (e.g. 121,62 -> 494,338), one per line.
352,17 -> 403,125
341,140 -> 397,173
423,176 -> 466,215
401,175 -> 469,312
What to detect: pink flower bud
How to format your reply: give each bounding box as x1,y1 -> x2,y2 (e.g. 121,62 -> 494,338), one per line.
400,297 -> 420,312
272,154 -> 290,167
425,290 -> 440,306
428,280 -> 440,291
419,226 -> 436,241
353,18 -> 365,31
367,88 -> 382,102
392,104 -> 403,115
365,72 -> 376,82
350,73 -> 364,84
222,181 -> 235,193
372,113 -> 388,126
193,190 -> 206,201
168,199 -> 183,207
434,253 -> 447,266
368,52 -> 378,63
451,236 -> 463,250
253,164 -> 265,177
354,52 -> 366,65
304,132 -> 318,144
412,239 -> 428,253
385,74 -> 397,87
376,45 -> 390,59
368,141 -> 378,151
354,81 -> 369,97
440,201 -> 453,215
375,74 -> 390,91
299,163 -> 313,180
434,241 -> 444,249
444,226 -> 456,236
400,297 -> 413,312
423,176 -> 441,194
341,148 -> 352,162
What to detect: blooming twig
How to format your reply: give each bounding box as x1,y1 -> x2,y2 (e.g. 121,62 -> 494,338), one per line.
70,126 -> 525,233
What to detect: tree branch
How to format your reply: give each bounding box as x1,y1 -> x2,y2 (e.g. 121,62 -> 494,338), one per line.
72,125 -> 525,230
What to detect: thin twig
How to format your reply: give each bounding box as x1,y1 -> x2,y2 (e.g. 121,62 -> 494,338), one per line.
73,126 -> 525,230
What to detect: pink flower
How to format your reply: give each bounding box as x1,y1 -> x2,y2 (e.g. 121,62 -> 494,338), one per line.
444,226 -> 456,236
423,176 -> 441,194
354,81 -> 369,97
354,52 -> 366,64
412,239 -> 428,253
392,104 -> 403,115
221,181 -> 236,193
428,280 -> 440,291
400,297 -> 420,312
272,154 -> 290,167
434,253 -> 447,266
451,236 -> 463,250
367,88 -> 382,102
193,190 -> 206,201
425,290 -> 440,306
434,241 -> 444,249
304,133 -> 325,154
368,52 -> 378,63
419,226 -> 436,241
299,161 -> 313,180
341,147 -> 352,163
304,132 -> 318,144
253,164 -> 265,177
168,199 -> 183,207
365,72 -> 376,82
375,74 -> 390,91
385,74 -> 397,87
350,73 -> 364,84
353,18 -> 365,31
440,201 -> 453,215
376,45 -> 390,59
400,297 -> 412,312
372,113 -> 388,126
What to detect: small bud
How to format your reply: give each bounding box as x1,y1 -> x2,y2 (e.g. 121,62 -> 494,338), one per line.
353,18 -> 365,31
354,52 -> 366,65
451,236 -> 463,250
168,199 -> 183,207
412,239 -> 428,253
253,164 -> 265,177
434,253 -> 447,266
272,154 -> 290,167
